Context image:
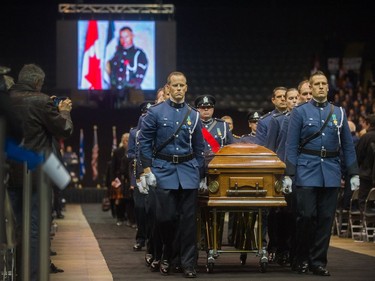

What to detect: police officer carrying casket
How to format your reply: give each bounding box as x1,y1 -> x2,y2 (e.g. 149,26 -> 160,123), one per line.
139,71 -> 205,278
284,71 -> 359,276
255,87 -> 287,146
240,111 -> 261,143
194,94 -> 234,166
194,94 -> 235,245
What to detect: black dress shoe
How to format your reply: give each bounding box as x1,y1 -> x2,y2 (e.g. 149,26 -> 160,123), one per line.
183,267 -> 197,278
297,262 -> 309,274
312,266 -> 330,276
174,265 -> 183,273
133,243 -> 143,251
150,260 -> 160,272
56,214 -> 64,219
50,249 -> 57,256
50,263 -> 64,273
145,254 -> 154,266
160,260 -> 170,275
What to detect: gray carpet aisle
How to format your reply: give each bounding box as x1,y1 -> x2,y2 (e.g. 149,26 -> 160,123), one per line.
81,203 -> 375,281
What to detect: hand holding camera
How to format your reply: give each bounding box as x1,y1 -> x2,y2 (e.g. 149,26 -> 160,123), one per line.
52,96 -> 72,112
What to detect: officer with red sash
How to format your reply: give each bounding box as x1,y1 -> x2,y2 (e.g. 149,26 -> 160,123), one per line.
194,95 -> 234,166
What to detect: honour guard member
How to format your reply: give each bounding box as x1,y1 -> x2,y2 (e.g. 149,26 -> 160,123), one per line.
264,88 -> 298,266
195,94 -> 234,245
255,87 -> 287,146
284,71 -> 359,276
221,115 -> 241,142
194,94 -> 234,166
240,111 -> 260,143
139,71 -> 205,278
266,88 -> 298,154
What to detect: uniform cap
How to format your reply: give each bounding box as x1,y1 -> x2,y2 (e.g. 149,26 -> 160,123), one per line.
194,95 -> 216,108
139,100 -> 155,113
247,111 -> 260,122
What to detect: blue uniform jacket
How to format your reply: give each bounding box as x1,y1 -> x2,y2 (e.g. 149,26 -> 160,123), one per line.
202,118 -> 234,153
239,132 -> 256,144
127,126 -> 138,186
285,100 -> 359,187
139,99 -> 205,190
265,111 -> 287,152
276,112 -> 290,162
255,110 -> 277,146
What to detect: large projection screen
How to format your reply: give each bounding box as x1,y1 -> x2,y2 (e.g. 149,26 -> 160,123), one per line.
56,20 -> 176,97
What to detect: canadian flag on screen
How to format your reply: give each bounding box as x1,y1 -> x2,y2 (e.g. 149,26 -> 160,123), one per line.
81,20 -> 102,90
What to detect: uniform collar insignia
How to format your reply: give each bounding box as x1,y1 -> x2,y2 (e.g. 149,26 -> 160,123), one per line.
311,99 -> 328,108
202,118 -> 213,125
168,99 -> 185,108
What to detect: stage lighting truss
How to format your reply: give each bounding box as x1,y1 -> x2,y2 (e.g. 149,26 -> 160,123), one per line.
58,3 -> 174,15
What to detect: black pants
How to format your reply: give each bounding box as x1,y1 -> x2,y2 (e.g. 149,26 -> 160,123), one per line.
133,188 -> 147,245
154,188 -> 198,268
294,187 -> 338,268
146,187 -> 163,260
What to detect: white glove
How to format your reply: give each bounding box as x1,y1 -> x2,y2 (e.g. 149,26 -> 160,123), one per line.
136,175 -> 149,194
282,176 -> 293,194
144,171 -> 157,188
199,177 -> 207,191
350,175 -> 360,191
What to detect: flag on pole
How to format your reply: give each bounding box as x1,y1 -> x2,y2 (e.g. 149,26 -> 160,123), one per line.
91,125 -> 99,181
112,126 -> 117,153
79,129 -> 86,180
80,20 -> 102,90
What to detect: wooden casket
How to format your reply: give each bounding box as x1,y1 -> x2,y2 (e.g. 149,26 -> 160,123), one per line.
199,143 -> 287,208
198,143 -> 287,273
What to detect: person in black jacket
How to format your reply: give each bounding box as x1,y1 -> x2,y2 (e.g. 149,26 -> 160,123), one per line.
7,63 -> 73,281
110,132 -> 135,227
356,114 -> 375,213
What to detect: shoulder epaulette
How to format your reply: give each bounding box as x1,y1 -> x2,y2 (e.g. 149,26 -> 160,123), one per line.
233,134 -> 241,139
150,102 -> 162,108
259,111 -> 272,120
273,111 -> 287,118
295,101 -> 309,108
187,103 -> 198,112
214,118 -> 225,122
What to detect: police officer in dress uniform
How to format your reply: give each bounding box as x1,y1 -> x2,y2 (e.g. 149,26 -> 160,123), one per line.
194,94 -> 235,245
253,87 -> 287,260
130,101 -> 155,253
106,26 -> 148,105
194,94 -> 234,166
284,71 -> 359,276
274,84 -> 312,270
139,71 -> 205,278
221,115 -> 241,143
264,88 -> 298,266
240,111 -> 260,143
255,87 -> 287,146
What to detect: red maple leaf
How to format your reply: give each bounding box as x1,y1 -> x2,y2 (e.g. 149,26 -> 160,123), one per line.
85,55 -> 102,90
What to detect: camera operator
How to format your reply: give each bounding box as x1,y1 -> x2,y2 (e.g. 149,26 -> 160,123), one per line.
7,63 -> 73,280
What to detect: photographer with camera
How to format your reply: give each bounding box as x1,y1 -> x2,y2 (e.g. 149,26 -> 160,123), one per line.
7,64 -> 73,280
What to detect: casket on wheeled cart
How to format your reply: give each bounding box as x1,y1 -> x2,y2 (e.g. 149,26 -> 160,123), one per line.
198,143 -> 286,273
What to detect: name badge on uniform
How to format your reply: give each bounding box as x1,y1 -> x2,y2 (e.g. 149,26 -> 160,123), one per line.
217,127 -> 222,136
